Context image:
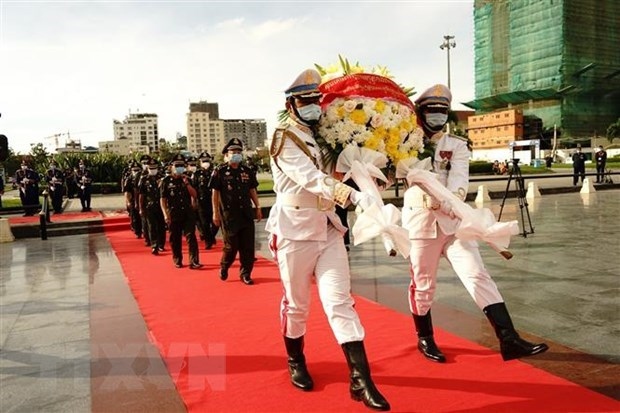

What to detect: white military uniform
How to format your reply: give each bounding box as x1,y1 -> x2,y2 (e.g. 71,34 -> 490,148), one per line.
402,132 -> 504,315
266,119 -> 365,344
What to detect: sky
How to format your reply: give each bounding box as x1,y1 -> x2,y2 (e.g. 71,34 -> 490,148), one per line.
0,0 -> 475,155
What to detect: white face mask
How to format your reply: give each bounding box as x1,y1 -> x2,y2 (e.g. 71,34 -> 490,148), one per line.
148,168 -> 158,176
188,166 -> 197,172
425,113 -> 448,128
21,165 -> 27,170
201,162 -> 210,169
298,104 -> 322,122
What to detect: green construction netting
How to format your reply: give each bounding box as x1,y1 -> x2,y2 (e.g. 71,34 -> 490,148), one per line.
472,0 -> 620,139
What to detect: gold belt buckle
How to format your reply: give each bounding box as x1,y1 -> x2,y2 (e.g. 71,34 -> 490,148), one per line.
423,194 -> 439,210
317,197 -> 334,211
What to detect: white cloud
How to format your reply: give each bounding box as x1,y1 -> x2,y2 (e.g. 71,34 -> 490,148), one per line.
0,1 -> 475,155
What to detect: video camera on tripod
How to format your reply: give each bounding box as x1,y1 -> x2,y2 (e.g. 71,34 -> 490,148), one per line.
498,158 -> 535,237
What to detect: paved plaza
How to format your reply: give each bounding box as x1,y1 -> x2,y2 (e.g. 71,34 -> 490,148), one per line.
0,179 -> 618,411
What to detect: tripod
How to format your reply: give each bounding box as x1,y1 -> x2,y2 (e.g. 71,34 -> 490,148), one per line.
498,159 -> 534,238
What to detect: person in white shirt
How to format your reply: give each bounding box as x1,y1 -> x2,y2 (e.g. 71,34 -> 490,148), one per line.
266,68 -> 389,411
402,84 -> 548,363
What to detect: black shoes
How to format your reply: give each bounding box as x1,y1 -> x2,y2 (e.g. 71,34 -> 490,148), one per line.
189,262 -> 203,270
341,341 -> 390,411
220,267 -> 228,281
412,312 -> 446,363
174,263 -> 183,269
151,248 -> 159,255
483,302 -> 549,361
241,276 -> 254,285
284,336 -> 314,391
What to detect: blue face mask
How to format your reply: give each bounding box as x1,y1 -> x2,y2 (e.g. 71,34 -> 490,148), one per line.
174,166 -> 185,175
298,104 -> 322,122
230,153 -> 243,164
425,113 -> 448,128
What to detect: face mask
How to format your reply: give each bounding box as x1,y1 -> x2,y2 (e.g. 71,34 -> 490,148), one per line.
132,169 -> 140,176
425,113 -> 448,128
298,104 -> 322,122
50,165 -> 56,170
142,163 -> 148,170
174,166 -> 185,175
80,165 -> 85,170
229,153 -> 243,164
148,168 -> 158,176
188,166 -> 197,172
201,161 -> 210,169
21,165 -> 27,170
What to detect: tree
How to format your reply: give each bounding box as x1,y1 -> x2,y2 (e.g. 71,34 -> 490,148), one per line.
606,118 -> 620,144
29,143 -> 50,173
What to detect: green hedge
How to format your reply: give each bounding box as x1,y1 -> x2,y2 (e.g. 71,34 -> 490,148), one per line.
469,161 -> 494,174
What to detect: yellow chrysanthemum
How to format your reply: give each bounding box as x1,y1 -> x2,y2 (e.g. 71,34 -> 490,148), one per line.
374,100 -> 386,114
349,109 -> 367,125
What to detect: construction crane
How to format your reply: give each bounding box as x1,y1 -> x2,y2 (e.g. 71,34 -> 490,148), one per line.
43,130 -> 92,152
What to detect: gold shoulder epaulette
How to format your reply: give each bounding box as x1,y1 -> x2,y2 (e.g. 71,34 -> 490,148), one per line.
270,126 -> 318,170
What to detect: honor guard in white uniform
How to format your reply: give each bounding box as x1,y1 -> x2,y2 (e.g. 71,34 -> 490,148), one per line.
266,69 -> 390,411
402,84 -> 548,363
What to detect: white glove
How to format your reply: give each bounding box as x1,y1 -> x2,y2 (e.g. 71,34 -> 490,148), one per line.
439,200 -> 456,219
350,190 -> 377,211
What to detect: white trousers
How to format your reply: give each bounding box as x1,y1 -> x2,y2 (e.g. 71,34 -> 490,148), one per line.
269,225 -> 365,344
408,227 -> 503,315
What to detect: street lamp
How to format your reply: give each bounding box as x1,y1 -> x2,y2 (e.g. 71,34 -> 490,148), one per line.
439,35 -> 456,90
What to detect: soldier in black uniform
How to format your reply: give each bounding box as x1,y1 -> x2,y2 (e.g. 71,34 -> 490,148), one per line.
160,154 -> 203,270
210,138 -> 262,285
65,167 -> 77,199
571,144 -> 587,186
76,159 -> 94,212
194,151 -> 218,249
123,161 -> 143,238
594,145 -> 607,183
139,158 -> 166,255
45,159 -> 65,213
138,155 -> 152,247
15,159 -> 40,216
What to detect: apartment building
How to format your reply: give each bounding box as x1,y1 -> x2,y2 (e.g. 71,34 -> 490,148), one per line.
111,113 -> 159,154
186,101 -> 268,155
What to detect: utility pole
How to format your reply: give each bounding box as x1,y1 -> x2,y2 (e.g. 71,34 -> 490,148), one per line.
439,35 -> 456,90
440,35 -> 456,133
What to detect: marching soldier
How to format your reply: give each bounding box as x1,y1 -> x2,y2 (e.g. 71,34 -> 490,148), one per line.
76,159 -> 93,212
211,138 -> 261,285
138,155 -> 152,246
194,151 -> 218,249
45,159 -> 65,213
15,159 -> 40,216
265,69 -> 389,411
139,158 -> 166,255
402,84 -> 548,363
160,154 -> 202,269
124,161 -> 143,238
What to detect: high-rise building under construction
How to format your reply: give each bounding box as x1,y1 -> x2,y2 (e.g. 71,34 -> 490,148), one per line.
466,0 -> 619,145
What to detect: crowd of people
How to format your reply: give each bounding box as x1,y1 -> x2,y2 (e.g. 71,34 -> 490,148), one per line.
10,158 -> 93,216
121,141 -> 261,282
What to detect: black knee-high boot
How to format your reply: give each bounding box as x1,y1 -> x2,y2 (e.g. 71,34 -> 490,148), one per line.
284,336 -> 314,391
483,302 -> 549,361
341,341 -> 390,411
412,311 -> 446,363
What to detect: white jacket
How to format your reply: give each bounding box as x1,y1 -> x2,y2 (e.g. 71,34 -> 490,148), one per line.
402,133 -> 470,240
265,122 -> 347,241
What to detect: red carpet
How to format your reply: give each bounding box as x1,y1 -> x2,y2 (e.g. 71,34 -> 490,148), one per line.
8,210 -> 102,225
104,224 -> 620,413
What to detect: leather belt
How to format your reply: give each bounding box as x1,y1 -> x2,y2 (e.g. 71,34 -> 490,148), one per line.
278,193 -> 335,211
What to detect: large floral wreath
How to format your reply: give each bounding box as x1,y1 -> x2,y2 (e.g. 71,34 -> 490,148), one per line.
315,56 -> 424,170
